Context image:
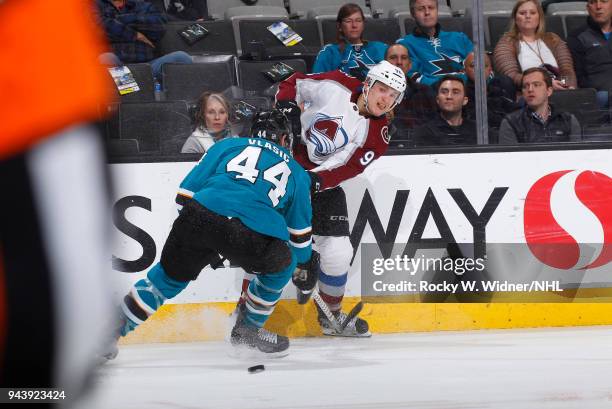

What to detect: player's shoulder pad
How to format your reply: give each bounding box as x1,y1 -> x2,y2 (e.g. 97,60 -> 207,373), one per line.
323,70 -> 363,89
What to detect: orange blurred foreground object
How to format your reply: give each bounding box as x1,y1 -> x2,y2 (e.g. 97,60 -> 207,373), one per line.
0,0 -> 115,159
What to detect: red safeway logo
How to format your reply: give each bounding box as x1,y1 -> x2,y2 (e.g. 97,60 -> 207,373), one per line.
524,170 -> 612,270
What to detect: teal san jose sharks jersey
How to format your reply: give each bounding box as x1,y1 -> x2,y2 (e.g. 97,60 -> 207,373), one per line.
178,137 -> 312,264
312,42 -> 388,79
397,28 -> 473,86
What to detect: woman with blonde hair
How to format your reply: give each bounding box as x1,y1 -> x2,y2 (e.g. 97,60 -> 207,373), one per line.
493,0 -> 576,90
181,91 -> 236,154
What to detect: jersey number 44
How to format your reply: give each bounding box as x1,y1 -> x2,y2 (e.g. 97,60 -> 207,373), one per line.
226,146 -> 291,207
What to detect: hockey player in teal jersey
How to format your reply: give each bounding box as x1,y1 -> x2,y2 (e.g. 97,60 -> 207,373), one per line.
115,110 -> 314,357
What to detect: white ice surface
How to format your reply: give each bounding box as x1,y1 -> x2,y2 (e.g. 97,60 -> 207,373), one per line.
84,327 -> 612,409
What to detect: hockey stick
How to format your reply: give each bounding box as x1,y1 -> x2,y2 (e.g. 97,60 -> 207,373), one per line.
340,301 -> 364,331
312,290 -> 342,333
312,290 -> 364,333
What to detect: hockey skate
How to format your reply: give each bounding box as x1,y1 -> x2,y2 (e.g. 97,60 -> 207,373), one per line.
101,343 -> 119,362
316,303 -> 371,338
98,314 -> 126,363
230,306 -> 289,358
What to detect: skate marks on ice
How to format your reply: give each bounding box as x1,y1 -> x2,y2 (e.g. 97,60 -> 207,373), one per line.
88,327 -> 612,409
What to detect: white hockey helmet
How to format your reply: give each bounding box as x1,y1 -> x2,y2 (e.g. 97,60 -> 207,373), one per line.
364,60 -> 407,108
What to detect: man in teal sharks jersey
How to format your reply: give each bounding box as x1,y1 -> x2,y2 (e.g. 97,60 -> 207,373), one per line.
115,110 -> 314,357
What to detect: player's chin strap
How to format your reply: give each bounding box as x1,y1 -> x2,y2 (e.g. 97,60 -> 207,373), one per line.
363,80 -> 374,116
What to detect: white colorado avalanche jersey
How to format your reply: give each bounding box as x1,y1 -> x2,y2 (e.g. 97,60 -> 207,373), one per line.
276,70 -> 390,190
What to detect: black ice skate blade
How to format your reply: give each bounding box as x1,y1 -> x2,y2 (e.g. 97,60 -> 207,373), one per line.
321,329 -> 372,338
227,343 -> 289,360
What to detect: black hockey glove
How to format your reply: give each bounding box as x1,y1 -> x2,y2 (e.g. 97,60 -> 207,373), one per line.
276,99 -> 302,138
307,171 -> 322,195
292,250 -> 320,304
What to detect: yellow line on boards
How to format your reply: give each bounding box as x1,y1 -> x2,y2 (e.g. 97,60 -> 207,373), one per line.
120,297 -> 612,344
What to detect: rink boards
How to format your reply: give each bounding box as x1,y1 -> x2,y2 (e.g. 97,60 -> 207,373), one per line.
110,148 -> 612,342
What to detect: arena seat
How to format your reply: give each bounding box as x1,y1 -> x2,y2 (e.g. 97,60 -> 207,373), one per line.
388,124 -> 414,149
119,101 -> 193,154
390,3 -> 452,19
229,96 -> 274,135
224,6 -> 289,56
403,18 -> 417,37
582,125 -> 612,141
487,16 -> 511,51
370,0 -> 403,18
545,15 -> 566,39
321,18 -> 401,45
158,21 -> 237,55
237,59 -> 307,96
117,64 -> 155,103
98,102 -> 120,142
482,1 -> 515,16
239,19 -> 322,60
550,88 -> 600,125
369,0 -> 449,18
393,4 -> 452,36
449,0 -> 472,16
107,138 -> 140,156
306,4 -> 372,21
403,16 -> 472,39
162,56 -> 237,101
148,0 -> 168,16
207,0 -> 285,21
546,2 -> 588,16
565,14 -> 588,36
288,0 -> 368,19
478,2 -> 514,47
440,16 -> 473,37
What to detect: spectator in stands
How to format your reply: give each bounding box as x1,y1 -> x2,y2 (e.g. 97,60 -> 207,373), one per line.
95,0 -> 193,82
164,0 -> 208,21
182,92 -> 236,154
312,3 -> 387,80
396,0 -> 473,87
493,0 -> 576,91
464,52 -> 519,128
567,0 -> 612,109
413,75 -> 477,146
499,67 -> 581,143
385,44 -> 437,129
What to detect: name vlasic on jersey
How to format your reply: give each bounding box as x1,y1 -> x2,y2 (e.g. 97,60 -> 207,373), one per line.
247,138 -> 291,163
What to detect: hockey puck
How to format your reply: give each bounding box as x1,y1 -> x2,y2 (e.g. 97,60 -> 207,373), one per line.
248,364 -> 265,374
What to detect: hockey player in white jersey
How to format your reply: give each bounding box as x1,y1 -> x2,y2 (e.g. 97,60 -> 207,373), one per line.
262,61 -> 406,337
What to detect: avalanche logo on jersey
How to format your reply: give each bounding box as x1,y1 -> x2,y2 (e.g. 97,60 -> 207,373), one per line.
307,113 -> 349,158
